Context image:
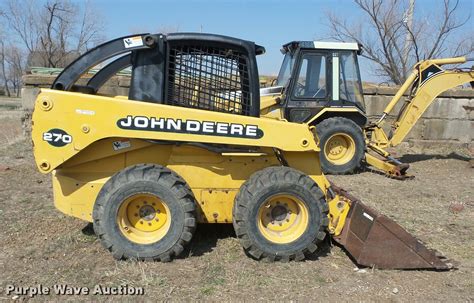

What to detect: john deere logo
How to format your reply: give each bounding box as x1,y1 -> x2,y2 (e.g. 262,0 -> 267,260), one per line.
117,115 -> 264,139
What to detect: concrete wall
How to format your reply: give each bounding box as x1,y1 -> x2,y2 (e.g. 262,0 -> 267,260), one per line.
21,74 -> 473,149
21,74 -> 130,110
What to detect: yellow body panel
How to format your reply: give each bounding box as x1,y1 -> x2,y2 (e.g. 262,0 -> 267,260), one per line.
33,91 -> 334,227
259,94 -> 284,120
50,139 -> 329,224
307,107 -> 364,125
33,89 -> 319,174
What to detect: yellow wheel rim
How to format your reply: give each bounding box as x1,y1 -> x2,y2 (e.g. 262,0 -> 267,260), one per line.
117,193 -> 171,244
257,194 -> 309,244
324,133 -> 356,165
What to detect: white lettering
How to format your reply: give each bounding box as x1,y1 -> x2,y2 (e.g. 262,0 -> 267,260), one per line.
93,284 -> 144,295
216,123 -> 228,134
5,285 -> 51,298
53,284 -> 89,295
118,116 -> 261,138
245,125 -> 258,137
230,124 -> 244,135
134,117 -> 148,128
150,117 -> 164,128
202,121 -> 215,133
5,285 -> 14,295
167,119 -> 182,130
120,115 -> 132,127
186,120 -> 200,132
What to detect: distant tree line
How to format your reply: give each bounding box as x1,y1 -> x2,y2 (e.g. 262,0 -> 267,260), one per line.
0,0 -> 104,96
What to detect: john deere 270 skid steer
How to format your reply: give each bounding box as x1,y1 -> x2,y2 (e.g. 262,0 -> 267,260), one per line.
261,41 -> 473,178
31,33 -> 452,269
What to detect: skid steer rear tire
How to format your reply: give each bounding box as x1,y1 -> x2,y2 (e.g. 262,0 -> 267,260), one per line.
316,117 -> 365,175
93,164 -> 196,261
233,166 -> 329,262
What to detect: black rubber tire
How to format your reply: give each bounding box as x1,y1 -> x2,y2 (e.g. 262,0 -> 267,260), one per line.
93,164 -> 196,261
316,117 -> 365,175
232,166 -> 329,262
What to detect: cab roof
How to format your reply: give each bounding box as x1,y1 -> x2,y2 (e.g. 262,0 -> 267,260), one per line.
281,41 -> 361,54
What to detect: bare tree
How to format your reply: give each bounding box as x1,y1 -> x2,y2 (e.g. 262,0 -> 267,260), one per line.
0,0 -> 104,94
1,0 -> 105,68
0,41 -> 12,96
75,1 -> 105,54
326,0 -> 473,84
0,36 -> 25,97
0,0 -> 40,54
5,46 -> 25,96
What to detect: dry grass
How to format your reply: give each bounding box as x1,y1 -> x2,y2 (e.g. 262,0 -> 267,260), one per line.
0,97 -> 22,146
0,115 -> 23,145
0,134 -> 473,301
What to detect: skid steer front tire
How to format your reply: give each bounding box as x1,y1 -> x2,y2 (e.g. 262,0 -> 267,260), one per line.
316,117 -> 365,175
233,167 -> 329,262
93,164 -> 196,261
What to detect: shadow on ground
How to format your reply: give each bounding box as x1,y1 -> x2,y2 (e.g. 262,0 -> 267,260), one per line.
398,152 -> 471,164
187,223 -> 236,257
81,221 -> 332,261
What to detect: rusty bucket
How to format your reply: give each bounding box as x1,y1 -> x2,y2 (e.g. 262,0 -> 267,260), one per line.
332,188 -> 453,270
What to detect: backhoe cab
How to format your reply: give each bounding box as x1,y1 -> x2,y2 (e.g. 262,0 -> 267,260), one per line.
260,41 -> 367,175
262,41 -> 473,178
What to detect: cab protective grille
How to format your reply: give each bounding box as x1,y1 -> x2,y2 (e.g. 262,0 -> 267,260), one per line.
166,44 -> 251,115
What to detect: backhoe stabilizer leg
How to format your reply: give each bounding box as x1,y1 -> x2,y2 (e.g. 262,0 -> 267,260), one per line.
329,184 -> 454,270
364,147 -> 413,180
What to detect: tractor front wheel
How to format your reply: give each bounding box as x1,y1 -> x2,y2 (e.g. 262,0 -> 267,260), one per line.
316,117 -> 365,175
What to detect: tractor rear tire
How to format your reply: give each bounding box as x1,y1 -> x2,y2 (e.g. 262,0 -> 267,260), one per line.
316,117 -> 365,175
93,164 -> 196,261
233,166 -> 329,262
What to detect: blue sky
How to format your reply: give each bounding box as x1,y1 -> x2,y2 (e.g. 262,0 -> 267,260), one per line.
92,0 -> 473,81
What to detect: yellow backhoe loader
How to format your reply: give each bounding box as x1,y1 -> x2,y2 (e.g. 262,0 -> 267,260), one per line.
260,41 -> 473,178
31,33 -> 454,269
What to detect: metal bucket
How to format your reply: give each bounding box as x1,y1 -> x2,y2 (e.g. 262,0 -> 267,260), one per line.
332,187 -> 453,270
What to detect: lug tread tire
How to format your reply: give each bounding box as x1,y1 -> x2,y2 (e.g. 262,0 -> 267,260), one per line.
93,164 -> 196,261
316,117 -> 365,175
233,166 -> 328,262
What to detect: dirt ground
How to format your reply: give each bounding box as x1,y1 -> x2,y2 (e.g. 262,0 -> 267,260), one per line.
0,105 -> 473,302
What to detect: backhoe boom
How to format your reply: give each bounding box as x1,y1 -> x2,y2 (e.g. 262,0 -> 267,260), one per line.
365,56 -> 473,178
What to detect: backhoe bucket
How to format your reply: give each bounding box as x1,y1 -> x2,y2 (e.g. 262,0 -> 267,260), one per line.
332,188 -> 453,270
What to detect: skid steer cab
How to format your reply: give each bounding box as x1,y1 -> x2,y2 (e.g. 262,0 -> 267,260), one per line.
261,41 -> 474,178
31,33 -> 452,269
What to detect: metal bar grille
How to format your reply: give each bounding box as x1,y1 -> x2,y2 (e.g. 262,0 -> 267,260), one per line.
166,44 -> 251,115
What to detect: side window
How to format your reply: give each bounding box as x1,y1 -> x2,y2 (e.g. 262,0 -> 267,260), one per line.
339,52 -> 364,104
293,53 -> 327,99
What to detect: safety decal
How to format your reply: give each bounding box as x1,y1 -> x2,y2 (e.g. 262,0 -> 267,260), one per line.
123,36 -> 143,48
113,139 -> 131,151
117,115 -> 264,139
43,129 -> 72,147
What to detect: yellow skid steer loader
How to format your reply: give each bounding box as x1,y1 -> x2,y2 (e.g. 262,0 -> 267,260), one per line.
31,33 -> 452,269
